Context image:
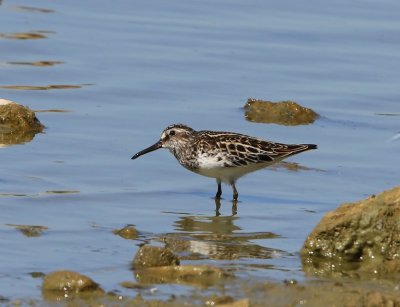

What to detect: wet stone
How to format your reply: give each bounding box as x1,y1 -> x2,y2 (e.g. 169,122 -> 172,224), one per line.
6,224 -> 48,237
42,270 -> 102,299
132,245 -> 180,269
283,279 -> 298,286
113,225 -> 138,240
29,272 -> 46,278
244,98 -> 319,126
301,186 -> 400,279
0,99 -> 44,131
0,99 -> 44,146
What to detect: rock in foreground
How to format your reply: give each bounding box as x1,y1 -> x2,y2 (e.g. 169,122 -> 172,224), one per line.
42,270 -> 103,300
244,98 -> 319,126
301,186 -> 400,279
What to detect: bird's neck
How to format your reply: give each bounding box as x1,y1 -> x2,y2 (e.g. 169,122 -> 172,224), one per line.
170,141 -> 194,164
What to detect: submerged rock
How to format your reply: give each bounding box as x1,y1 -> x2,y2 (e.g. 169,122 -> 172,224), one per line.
6,224 -> 48,237
134,265 -> 232,288
132,245 -> 180,268
0,98 -> 44,146
29,272 -> 46,278
244,98 -> 319,125
301,186 -> 400,279
113,225 -> 138,240
42,270 -> 102,300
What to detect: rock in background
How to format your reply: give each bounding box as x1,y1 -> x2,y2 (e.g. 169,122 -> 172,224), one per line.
0,98 -> 44,146
244,98 -> 319,126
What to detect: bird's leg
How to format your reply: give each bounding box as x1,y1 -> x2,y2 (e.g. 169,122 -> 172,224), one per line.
231,181 -> 239,201
214,198 -> 221,216
215,179 -> 222,199
232,199 -> 238,216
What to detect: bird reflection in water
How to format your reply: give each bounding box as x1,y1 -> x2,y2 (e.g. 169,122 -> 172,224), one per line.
160,210 -> 286,261
214,198 -> 237,216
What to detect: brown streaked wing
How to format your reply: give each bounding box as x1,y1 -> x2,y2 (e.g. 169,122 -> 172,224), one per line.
195,131 -> 313,166
257,141 -> 313,158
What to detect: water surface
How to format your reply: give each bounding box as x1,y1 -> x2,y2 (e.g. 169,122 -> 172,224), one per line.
0,0 -> 399,302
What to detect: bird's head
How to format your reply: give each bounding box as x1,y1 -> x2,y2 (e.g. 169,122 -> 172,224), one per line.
131,124 -> 195,159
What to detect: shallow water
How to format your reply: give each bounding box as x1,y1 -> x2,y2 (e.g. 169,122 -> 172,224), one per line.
0,0 -> 399,302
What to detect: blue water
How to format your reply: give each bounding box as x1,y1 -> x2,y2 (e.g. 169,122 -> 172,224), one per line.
0,0 -> 399,301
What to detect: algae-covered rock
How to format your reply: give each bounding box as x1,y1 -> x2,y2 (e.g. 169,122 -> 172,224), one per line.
134,265 -> 232,287
113,225 -> 138,240
0,99 -> 44,146
244,98 -> 319,126
42,270 -> 101,293
0,99 -> 44,131
301,186 -> 400,279
29,272 -> 46,278
42,270 -> 103,300
6,224 -> 48,237
132,245 -> 180,268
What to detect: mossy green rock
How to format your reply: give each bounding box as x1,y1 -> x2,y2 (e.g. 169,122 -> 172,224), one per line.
42,270 -> 101,293
301,186 -> 400,279
0,101 -> 43,132
113,225 -> 138,240
244,98 -> 319,126
132,245 -> 180,268
6,224 -> 48,237
0,100 -> 44,145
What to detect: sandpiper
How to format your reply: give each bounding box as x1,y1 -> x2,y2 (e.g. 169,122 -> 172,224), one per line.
132,124 -> 317,201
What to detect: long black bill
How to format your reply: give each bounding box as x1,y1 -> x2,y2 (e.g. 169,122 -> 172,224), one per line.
131,140 -> 163,160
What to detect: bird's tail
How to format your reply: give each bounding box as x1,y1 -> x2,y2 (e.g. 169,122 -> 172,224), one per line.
284,143 -> 317,158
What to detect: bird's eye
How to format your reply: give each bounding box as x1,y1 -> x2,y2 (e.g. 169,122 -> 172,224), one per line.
169,130 -> 176,136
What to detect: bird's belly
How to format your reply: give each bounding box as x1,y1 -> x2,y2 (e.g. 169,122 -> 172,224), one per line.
192,162 -> 273,183
178,151 -> 279,182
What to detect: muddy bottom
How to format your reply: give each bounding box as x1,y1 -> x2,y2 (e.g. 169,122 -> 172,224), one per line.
7,217 -> 399,306
10,276 -> 400,306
